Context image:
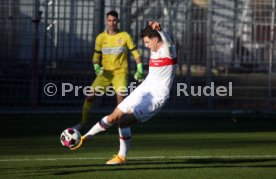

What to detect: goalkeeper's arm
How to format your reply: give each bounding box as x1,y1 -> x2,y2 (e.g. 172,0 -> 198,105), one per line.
93,63 -> 104,76
92,44 -> 104,76
133,56 -> 143,82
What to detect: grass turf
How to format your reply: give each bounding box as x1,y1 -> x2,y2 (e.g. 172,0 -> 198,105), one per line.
1,132 -> 276,178
1,113 -> 276,178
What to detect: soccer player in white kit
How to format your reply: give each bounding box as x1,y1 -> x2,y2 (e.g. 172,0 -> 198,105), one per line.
71,21 -> 177,165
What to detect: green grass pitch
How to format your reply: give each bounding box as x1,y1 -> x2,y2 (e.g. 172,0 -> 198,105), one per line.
1,113 -> 276,178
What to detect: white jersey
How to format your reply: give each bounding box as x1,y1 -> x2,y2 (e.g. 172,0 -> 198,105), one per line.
118,30 -> 177,122
145,30 -> 177,101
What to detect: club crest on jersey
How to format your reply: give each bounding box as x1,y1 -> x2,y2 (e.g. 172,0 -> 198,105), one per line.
117,38 -> 124,45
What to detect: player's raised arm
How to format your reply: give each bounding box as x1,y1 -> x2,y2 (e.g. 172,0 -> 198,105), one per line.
149,21 -> 161,31
148,20 -> 176,58
158,31 -> 173,47
149,21 -> 173,47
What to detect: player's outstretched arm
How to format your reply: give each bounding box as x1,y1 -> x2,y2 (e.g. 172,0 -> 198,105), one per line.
148,21 -> 172,46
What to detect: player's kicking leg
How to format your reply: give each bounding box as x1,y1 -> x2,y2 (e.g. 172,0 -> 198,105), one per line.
71,115 -> 112,150
71,107 -> 138,165
70,136 -> 86,150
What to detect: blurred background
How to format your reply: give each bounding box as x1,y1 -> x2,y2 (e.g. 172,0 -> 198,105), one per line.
0,0 -> 275,114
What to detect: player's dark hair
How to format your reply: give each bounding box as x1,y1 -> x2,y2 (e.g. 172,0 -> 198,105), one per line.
106,10 -> 118,18
140,26 -> 162,41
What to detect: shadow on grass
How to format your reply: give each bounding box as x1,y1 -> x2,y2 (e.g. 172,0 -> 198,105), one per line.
3,158 -> 275,177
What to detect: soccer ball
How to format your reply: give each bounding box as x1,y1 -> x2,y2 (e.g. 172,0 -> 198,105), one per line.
60,128 -> 81,149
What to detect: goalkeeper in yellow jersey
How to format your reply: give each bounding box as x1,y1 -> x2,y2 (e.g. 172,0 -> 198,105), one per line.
73,10 -> 143,130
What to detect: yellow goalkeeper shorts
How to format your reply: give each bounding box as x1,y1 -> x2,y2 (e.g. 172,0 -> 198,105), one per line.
91,70 -> 128,95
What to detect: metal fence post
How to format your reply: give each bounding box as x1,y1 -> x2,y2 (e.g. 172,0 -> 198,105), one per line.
185,0 -> 192,109
31,0 -> 42,109
206,0 -> 213,110
268,0 -> 275,112
93,0 -> 104,39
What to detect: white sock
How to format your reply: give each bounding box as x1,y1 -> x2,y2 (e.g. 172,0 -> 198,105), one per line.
85,116 -> 112,137
118,127 -> 131,158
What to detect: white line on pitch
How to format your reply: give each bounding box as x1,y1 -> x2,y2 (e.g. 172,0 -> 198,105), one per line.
1,155 -> 276,162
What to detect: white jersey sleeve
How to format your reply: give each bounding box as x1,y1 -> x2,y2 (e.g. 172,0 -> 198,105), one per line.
158,30 -> 172,46
158,30 -> 177,59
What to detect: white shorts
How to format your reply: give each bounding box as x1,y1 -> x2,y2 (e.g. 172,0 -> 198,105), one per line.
118,83 -> 166,123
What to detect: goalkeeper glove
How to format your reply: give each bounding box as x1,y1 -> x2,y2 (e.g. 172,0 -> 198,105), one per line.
134,63 -> 143,82
93,64 -> 104,76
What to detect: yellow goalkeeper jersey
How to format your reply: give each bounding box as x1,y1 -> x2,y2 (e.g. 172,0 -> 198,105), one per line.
93,30 -> 140,73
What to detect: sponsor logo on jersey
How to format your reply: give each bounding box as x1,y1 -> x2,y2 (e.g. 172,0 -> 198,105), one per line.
149,57 -> 177,67
102,46 -> 126,54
